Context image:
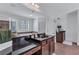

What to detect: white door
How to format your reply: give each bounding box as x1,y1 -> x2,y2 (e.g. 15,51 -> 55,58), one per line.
66,11 -> 77,42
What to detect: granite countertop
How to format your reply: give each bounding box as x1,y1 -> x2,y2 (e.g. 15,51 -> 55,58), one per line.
11,35 -> 54,55
12,43 -> 38,55
34,35 -> 54,41
12,38 -> 40,55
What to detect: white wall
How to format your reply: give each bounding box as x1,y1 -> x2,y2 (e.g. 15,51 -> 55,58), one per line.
77,10 -> 79,42
40,3 -> 79,36
59,15 -> 67,31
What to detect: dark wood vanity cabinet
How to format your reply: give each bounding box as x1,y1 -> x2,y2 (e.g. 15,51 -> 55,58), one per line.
38,37 -> 55,55
56,31 -> 65,43
41,40 -> 49,55
41,44 -> 49,55
49,37 -> 55,54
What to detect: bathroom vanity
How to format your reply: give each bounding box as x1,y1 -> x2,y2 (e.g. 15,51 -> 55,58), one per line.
12,33 -> 55,55
56,31 -> 65,43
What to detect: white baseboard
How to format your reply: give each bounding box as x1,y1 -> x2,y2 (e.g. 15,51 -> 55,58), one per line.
63,41 -> 72,45
77,42 -> 79,46
63,41 -> 79,46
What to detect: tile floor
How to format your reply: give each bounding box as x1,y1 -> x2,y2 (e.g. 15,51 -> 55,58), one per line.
55,43 -> 79,55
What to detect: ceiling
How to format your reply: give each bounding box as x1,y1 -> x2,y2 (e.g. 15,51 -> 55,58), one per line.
39,3 -> 79,18
0,3 -> 79,19
0,3 -> 43,19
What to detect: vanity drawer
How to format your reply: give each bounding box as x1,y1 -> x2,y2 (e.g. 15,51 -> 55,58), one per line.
41,44 -> 49,55
24,46 -> 41,55
41,40 -> 48,46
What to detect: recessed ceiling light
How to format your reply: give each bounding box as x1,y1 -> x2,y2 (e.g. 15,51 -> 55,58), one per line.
32,3 -> 34,5
30,15 -> 33,16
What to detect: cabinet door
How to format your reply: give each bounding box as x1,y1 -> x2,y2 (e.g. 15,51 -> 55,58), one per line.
49,39 -> 55,54
61,32 -> 65,42
56,32 -> 63,43
41,44 -> 49,55
52,39 -> 55,53
24,46 -> 41,55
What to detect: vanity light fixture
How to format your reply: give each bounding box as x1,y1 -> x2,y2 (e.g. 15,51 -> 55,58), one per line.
23,3 -> 40,12
31,3 -> 40,9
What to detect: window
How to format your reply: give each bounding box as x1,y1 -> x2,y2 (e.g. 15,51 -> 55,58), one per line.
28,19 -> 34,31
17,19 -> 34,32
11,21 -> 16,32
